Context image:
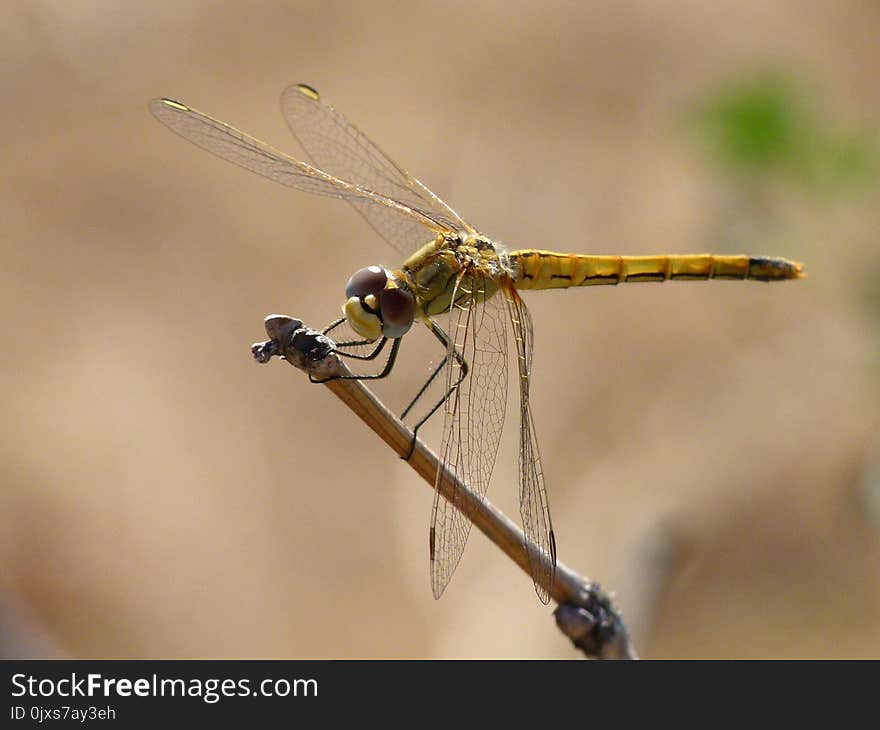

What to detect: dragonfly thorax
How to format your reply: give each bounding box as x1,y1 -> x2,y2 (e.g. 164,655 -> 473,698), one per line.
397,234 -> 511,318
343,266 -> 416,341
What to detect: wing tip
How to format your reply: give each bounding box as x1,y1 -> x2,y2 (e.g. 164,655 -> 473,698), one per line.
430,564 -> 448,601
149,97 -> 190,117
154,97 -> 187,109
531,562 -> 555,605
294,83 -> 320,101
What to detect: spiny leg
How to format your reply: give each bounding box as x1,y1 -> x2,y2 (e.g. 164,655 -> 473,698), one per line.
400,357 -> 445,421
310,336 -> 402,383
322,317 -> 346,336
311,317 -> 394,382
402,318 -> 469,461
323,317 -> 386,354
335,336 -> 389,362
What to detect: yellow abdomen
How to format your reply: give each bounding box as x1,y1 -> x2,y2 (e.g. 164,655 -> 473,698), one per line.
510,251 -> 805,289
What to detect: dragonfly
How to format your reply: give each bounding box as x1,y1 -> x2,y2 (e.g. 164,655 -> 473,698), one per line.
150,84 -> 804,604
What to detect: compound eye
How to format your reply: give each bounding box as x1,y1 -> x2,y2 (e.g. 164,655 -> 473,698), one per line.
379,286 -> 415,338
345,266 -> 387,299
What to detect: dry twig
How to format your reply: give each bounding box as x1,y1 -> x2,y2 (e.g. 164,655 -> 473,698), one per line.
252,314 -> 637,660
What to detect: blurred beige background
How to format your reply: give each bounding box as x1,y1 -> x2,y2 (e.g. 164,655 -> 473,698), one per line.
2,1 -> 879,658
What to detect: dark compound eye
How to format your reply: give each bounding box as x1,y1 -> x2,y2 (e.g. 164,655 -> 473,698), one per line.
345,266 -> 387,299
379,286 -> 415,338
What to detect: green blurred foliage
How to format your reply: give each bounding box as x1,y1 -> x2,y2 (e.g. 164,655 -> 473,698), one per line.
694,73 -> 879,195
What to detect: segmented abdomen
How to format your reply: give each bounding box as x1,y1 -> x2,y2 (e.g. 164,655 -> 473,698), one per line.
510,251 -> 805,289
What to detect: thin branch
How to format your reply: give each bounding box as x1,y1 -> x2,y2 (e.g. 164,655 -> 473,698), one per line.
252,314 -> 637,660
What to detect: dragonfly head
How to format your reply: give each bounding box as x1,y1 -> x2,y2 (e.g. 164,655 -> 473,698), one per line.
343,266 -> 415,340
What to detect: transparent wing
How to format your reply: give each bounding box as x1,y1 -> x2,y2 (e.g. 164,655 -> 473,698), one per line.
280,84 -> 475,255
430,270 -> 508,599
503,283 -> 556,603
149,98 -> 456,239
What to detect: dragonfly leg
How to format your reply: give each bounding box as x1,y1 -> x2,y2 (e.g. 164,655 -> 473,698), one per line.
322,317 -> 346,336
310,317 -> 395,379
310,336 -> 401,383
334,337 -> 389,362
400,357 -> 447,421
322,317 -> 386,353
402,318 -> 468,461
